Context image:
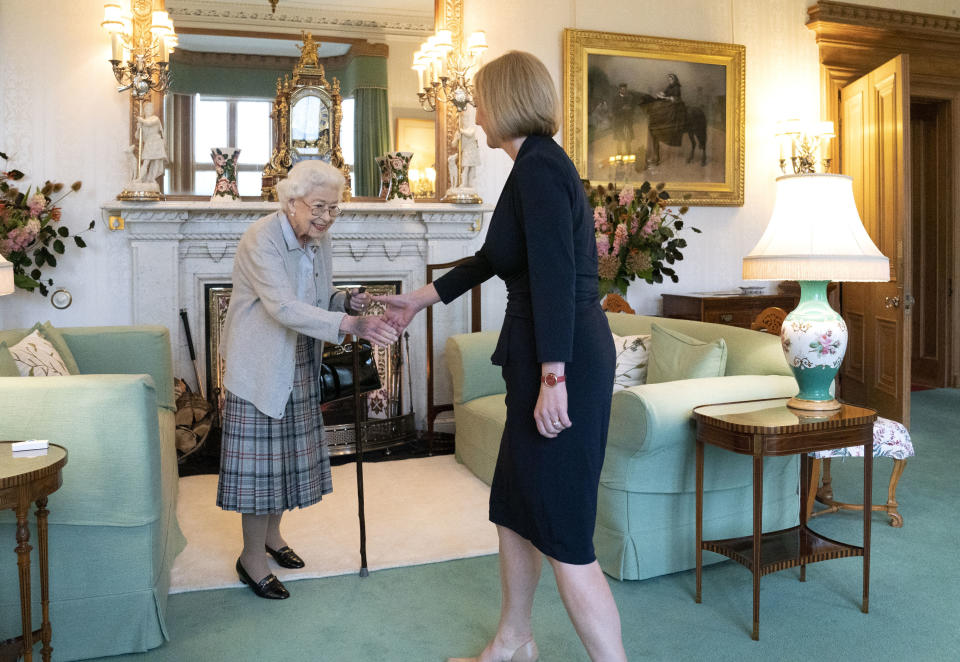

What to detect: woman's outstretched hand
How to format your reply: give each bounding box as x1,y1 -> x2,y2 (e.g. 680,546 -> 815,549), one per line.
374,285 -> 440,333
376,293 -> 420,332
339,314 -> 399,347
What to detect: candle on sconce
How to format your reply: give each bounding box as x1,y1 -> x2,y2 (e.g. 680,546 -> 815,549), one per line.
110,32 -> 123,61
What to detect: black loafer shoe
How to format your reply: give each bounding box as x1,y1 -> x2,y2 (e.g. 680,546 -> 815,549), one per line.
265,544 -> 305,569
236,559 -> 290,599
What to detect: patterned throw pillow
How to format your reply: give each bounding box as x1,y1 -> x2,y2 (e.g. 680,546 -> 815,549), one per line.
612,332 -> 651,391
7,329 -> 71,376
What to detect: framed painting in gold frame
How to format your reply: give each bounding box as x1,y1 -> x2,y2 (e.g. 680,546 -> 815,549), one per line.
563,29 -> 745,206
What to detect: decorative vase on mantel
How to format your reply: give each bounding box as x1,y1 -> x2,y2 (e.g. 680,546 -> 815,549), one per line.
375,155 -> 392,200
211,147 -> 241,202
384,151 -> 414,203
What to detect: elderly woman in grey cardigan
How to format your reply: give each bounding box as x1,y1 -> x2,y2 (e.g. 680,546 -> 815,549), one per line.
217,160 -> 397,600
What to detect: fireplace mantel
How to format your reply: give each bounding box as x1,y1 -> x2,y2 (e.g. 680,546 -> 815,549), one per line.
101,199 -> 493,428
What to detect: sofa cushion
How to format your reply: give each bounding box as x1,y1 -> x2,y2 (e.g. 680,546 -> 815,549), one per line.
0,321 -> 81,374
453,393 -> 506,485
8,327 -> 73,376
612,332 -> 650,390
647,323 -> 727,384
0,342 -> 18,376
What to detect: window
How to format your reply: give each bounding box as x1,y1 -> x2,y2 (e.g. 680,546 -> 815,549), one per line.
192,96 -> 272,197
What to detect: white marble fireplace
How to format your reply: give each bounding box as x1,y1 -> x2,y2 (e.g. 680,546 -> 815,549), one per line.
101,200 -> 492,428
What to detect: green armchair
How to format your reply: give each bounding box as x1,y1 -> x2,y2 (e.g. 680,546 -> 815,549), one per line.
0,326 -> 185,660
445,313 -> 801,581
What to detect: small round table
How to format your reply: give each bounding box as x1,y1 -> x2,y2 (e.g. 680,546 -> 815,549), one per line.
0,441 -> 67,662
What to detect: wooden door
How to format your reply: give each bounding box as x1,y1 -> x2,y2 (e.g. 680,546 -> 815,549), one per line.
839,55 -> 913,425
910,100 -> 952,388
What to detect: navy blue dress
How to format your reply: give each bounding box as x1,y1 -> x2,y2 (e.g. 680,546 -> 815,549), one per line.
434,135 -> 615,564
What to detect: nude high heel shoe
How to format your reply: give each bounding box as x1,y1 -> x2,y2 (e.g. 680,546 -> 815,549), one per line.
447,639 -> 539,662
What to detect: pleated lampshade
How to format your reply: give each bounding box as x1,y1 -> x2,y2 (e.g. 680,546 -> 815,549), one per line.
743,173 -> 889,282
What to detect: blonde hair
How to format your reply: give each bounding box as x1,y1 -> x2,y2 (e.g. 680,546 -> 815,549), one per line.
277,160 -> 345,207
474,50 -> 559,144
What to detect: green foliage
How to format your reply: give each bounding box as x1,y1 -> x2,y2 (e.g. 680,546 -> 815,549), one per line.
0,152 -> 95,296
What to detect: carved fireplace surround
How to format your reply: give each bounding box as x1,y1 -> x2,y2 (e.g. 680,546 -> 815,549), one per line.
101,200 -> 492,428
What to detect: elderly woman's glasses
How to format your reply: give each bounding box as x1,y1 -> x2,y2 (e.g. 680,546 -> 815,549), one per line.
299,199 -> 340,218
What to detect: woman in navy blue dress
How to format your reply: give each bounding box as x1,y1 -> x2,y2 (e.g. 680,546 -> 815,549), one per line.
377,51 -> 625,662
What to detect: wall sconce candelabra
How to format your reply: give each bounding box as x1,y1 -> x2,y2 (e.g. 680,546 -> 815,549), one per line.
776,119 -> 834,175
101,1 -> 178,201
413,30 -> 487,113
413,29 -> 486,203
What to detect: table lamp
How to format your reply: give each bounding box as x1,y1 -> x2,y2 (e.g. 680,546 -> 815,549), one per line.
743,173 -> 889,411
0,254 -> 14,296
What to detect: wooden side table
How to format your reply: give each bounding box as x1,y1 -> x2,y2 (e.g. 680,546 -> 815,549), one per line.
692,399 -> 876,640
0,442 -> 67,662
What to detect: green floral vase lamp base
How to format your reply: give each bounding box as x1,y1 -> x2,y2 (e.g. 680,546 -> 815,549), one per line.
743,173 -> 889,411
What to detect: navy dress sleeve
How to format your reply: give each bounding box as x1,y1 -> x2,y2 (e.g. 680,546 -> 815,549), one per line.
433,250 -> 496,304
512,153 -> 576,363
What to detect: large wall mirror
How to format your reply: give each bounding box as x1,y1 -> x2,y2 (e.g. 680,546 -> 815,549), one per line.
163,0 -> 450,200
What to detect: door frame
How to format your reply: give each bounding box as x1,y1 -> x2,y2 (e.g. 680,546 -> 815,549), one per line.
808,0 -> 960,388
909,89 -> 956,388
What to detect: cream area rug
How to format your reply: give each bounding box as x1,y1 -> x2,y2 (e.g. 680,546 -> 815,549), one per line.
169,455 -> 498,593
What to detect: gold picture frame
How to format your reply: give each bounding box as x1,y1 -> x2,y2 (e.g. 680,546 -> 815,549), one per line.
563,29 -> 745,206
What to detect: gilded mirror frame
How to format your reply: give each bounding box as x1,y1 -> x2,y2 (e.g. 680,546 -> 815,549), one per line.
133,0 -> 462,203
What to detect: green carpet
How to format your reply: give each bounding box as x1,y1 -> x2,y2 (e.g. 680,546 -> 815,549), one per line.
90,389 -> 960,662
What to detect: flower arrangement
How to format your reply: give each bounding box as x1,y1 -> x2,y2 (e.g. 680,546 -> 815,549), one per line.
0,151 -> 94,296
587,181 -> 700,297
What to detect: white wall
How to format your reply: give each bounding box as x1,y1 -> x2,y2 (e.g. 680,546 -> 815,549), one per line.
0,0 -> 132,329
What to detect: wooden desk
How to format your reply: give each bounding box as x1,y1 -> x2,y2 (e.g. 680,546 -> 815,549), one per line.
692,399 -> 876,640
0,442 -> 67,662
662,293 -> 798,328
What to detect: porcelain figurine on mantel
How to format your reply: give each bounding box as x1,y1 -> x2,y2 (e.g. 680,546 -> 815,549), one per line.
117,101 -> 168,201
443,106 -> 482,204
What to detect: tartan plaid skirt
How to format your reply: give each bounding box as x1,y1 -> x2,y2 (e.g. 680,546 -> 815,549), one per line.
216,334 -> 332,514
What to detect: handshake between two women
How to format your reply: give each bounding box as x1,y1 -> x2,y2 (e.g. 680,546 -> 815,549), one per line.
340,285 -> 439,347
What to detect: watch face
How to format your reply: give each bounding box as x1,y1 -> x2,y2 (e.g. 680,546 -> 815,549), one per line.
543,373 -> 557,387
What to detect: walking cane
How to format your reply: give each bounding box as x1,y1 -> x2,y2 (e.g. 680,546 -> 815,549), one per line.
350,334 -> 369,577
180,309 -> 206,400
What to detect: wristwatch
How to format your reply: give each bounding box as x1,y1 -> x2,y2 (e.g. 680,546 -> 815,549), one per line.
541,373 -> 566,387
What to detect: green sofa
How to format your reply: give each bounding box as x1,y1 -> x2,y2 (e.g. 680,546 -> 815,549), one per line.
0,326 -> 186,660
445,313 -> 802,581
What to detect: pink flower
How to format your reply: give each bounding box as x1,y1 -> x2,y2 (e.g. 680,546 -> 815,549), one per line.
612,223 -> 628,253
618,187 -> 635,207
28,194 -> 45,217
391,157 -> 403,170
596,233 -> 610,256
216,179 -> 229,193
593,205 -> 607,230
399,182 -> 411,196
641,213 -> 661,237
5,225 -> 35,251
214,154 -> 226,167
629,219 -> 639,234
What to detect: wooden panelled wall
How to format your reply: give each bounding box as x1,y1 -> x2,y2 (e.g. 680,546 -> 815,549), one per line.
807,0 -> 960,389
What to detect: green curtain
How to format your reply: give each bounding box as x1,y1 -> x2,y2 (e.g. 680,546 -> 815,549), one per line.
354,87 -> 390,197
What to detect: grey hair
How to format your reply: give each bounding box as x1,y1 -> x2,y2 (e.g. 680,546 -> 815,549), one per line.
277,160 -> 346,207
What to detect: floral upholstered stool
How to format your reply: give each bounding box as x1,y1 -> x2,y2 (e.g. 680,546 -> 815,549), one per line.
806,417 -> 914,527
